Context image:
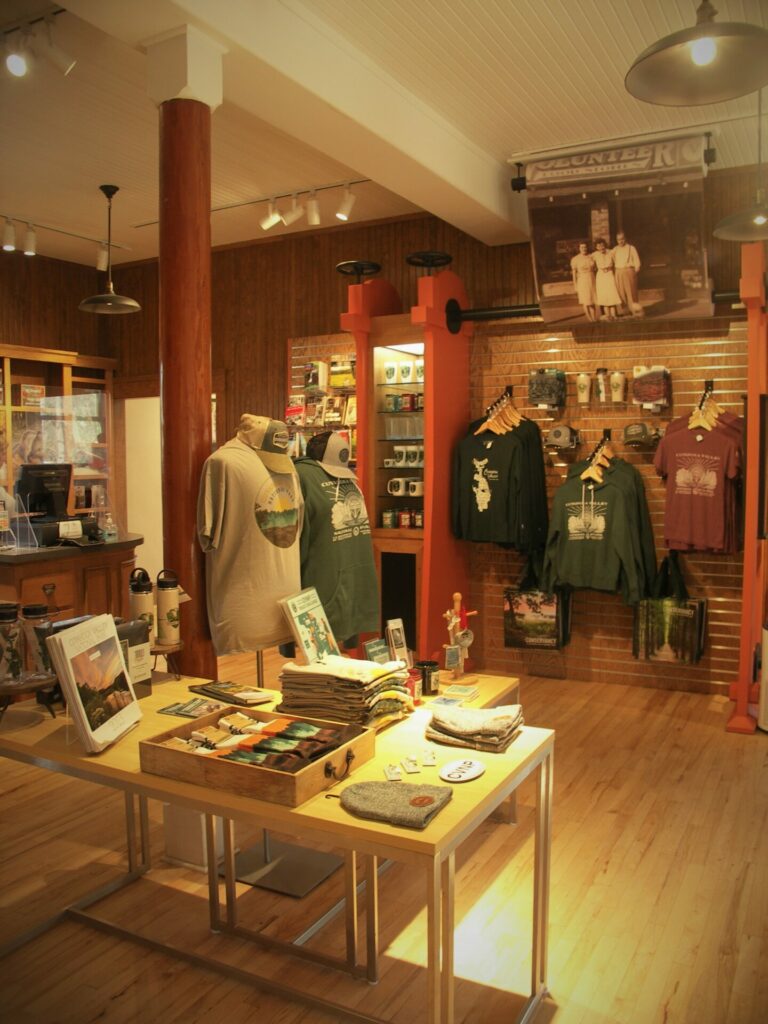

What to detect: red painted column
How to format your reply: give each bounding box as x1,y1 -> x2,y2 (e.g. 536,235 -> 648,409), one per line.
158,98 -> 216,679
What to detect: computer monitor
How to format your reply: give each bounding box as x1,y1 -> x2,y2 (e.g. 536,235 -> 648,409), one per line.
15,463 -> 72,519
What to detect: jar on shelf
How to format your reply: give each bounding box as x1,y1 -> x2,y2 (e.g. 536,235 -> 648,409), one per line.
0,603 -> 24,681
21,603 -> 52,673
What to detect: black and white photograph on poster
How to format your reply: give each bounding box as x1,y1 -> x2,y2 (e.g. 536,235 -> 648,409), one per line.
525,137 -> 714,326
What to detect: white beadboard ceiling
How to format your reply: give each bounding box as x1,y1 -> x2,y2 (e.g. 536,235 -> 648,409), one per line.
0,0 -> 765,266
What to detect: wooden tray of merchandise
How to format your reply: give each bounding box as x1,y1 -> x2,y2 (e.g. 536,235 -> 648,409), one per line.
139,706 -> 376,807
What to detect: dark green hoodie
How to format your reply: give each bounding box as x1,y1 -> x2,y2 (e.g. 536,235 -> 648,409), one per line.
543,469 -> 648,604
294,459 -> 379,643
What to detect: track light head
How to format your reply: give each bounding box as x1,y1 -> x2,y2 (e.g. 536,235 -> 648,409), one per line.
42,18 -> 76,76
2,219 -> 16,252
6,30 -> 34,77
260,200 -> 282,231
281,195 -> 305,227
23,224 -> 36,256
306,192 -> 321,226
335,186 -> 356,222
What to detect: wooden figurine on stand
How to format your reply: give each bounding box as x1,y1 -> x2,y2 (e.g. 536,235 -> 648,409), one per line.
443,591 -> 478,678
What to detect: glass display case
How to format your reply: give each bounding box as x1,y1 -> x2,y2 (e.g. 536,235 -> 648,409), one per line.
0,345 -> 116,519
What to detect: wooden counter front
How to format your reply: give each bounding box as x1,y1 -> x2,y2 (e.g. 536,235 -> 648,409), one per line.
0,533 -> 143,621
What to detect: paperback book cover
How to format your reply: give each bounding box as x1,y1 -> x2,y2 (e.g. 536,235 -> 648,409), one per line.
159,697 -> 226,718
46,614 -> 141,754
278,587 -> 340,665
188,680 -> 275,706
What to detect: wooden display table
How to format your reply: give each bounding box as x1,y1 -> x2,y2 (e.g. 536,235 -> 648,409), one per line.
0,672 -> 552,1024
0,534 -> 142,622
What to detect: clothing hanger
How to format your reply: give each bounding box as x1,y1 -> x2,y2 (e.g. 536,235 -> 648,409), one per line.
580,431 -> 612,482
688,381 -> 718,431
474,386 -> 520,435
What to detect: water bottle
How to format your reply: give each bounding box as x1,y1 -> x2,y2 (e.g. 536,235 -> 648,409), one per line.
156,569 -> 180,647
0,603 -> 24,681
129,568 -> 155,639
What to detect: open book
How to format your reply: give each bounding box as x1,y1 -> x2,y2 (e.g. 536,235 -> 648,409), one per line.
46,614 -> 142,754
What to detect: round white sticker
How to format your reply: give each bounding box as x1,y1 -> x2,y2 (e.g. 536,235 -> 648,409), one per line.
438,758 -> 486,783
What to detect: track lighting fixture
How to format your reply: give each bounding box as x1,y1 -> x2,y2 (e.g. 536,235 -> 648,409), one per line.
259,200 -> 282,231
281,194 -> 305,227
41,17 -> 76,76
96,243 -> 109,272
306,192 -> 321,226
335,186 -> 356,222
625,1 -> 768,106
5,30 -> 33,77
79,185 -> 141,315
23,225 -> 36,256
2,219 -> 16,252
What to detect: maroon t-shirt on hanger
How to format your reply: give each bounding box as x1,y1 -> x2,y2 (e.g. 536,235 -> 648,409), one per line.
654,426 -> 740,551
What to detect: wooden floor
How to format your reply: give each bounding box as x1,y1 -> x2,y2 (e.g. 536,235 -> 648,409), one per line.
1,652 -> 767,1024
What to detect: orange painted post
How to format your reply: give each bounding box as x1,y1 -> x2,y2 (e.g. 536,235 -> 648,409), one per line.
728,242 -> 767,733
158,98 -> 216,679
411,270 -> 472,662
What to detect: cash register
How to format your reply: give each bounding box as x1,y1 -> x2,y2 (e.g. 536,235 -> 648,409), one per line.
15,463 -> 101,547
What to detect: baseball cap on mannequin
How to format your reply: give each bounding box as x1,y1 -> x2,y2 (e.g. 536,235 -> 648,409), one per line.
237,414 -> 293,473
306,430 -> 356,479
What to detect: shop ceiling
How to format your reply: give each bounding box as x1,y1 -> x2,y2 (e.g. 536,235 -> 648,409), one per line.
1,0 -> 765,267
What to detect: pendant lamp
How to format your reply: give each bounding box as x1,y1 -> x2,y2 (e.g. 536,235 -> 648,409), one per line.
79,185 -> 141,315
714,89 -> 768,241
625,1 -> 768,107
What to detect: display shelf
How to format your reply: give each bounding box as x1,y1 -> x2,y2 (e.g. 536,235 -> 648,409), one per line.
0,345 -> 116,519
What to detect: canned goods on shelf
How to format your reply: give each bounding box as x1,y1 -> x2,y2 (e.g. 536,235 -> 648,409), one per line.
381,509 -> 397,528
413,510 -> 424,528
397,509 -> 412,528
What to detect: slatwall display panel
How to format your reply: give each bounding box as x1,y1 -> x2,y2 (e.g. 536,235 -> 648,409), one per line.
467,316 -> 748,695
287,332 -> 353,396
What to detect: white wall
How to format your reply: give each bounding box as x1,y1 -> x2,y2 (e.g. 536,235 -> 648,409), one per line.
124,397 -> 163,582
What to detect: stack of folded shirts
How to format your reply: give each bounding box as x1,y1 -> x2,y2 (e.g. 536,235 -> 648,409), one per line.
278,655 -> 413,727
426,704 -> 524,753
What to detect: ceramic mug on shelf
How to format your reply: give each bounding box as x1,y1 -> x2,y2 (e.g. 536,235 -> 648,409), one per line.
399,360 -> 414,384
387,476 -> 418,496
408,479 -> 425,497
415,357 -> 425,383
384,361 -> 397,384
405,444 -> 420,466
383,458 -> 397,468
393,445 -> 407,465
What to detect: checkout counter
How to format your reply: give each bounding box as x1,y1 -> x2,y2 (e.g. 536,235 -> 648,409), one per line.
0,463 -> 142,621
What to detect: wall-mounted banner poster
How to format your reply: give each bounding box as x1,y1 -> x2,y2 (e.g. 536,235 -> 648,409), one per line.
525,136 -> 713,325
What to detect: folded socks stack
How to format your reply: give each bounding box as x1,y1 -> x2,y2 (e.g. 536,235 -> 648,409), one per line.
426,703 -> 524,753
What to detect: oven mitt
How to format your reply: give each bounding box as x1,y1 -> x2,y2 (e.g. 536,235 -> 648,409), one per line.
339,782 -> 452,830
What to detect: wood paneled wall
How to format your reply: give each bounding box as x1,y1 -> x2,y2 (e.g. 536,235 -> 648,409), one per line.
0,252 -> 102,355
468,316 -> 747,695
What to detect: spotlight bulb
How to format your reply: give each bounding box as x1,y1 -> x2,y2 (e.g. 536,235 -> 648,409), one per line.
259,201 -> 282,231
6,51 -> 28,77
23,225 -> 36,256
2,219 -> 16,252
689,36 -> 717,66
335,187 -> 356,222
754,213 -> 767,226
306,193 -> 321,226
281,196 -> 305,227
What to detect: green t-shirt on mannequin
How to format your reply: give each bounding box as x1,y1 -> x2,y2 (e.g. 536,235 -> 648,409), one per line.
294,431 -> 379,646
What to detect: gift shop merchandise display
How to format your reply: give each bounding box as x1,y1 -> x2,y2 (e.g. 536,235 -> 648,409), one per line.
451,393 -> 548,550
425,703 -> 524,753
197,415 -> 303,654
294,430 -> 378,645
543,440 -> 656,605
654,391 -> 744,554
278,654 -> 413,728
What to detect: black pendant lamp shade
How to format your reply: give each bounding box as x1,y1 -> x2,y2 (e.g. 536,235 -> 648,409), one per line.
625,1 -> 768,107
714,89 -> 768,241
79,185 -> 141,315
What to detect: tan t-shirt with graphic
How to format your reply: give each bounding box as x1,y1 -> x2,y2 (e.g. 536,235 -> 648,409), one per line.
197,438 -> 303,654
